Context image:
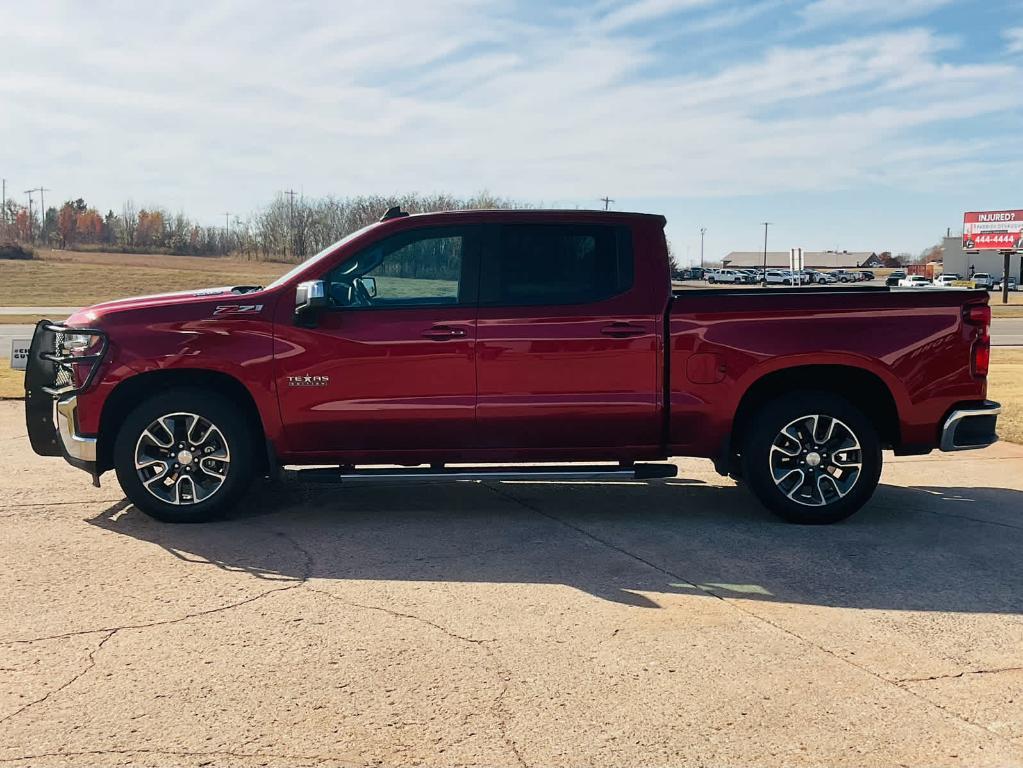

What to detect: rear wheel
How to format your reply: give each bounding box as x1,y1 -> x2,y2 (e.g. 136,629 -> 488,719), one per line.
741,392 -> 882,524
114,388 -> 256,522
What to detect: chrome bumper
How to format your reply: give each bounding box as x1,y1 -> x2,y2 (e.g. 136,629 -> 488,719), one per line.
56,396 -> 97,462
940,401 -> 1001,452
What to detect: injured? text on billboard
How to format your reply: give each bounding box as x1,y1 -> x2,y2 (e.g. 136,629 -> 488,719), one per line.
963,210 -> 1023,251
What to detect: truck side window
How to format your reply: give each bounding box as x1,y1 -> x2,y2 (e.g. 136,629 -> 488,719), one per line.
326,228 -> 466,308
482,224 -> 633,306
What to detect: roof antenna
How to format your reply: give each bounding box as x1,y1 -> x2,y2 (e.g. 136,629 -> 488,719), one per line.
380,206 -> 409,221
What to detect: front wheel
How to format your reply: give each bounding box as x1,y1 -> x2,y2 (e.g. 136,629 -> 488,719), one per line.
113,388 -> 257,522
741,392 -> 882,524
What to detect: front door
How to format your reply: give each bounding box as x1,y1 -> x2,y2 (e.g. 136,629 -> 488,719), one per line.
275,225 -> 480,455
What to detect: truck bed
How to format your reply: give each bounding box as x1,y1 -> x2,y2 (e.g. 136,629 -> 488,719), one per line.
666,286 -> 989,461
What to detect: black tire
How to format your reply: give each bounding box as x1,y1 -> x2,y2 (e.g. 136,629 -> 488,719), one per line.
741,392 -> 882,524
114,388 -> 257,523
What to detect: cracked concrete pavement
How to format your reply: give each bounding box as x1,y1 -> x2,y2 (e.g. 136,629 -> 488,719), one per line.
1,401 -> 1023,767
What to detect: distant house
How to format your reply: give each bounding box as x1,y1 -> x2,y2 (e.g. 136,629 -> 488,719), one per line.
858,252 -> 905,268
722,250 -> 877,269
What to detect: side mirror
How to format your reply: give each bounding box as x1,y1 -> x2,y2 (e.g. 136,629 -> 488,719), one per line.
355,276 -> 378,298
295,280 -> 327,325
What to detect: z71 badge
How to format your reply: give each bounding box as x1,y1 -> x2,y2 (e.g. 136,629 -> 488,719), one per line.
287,375 -> 329,387
213,304 -> 263,316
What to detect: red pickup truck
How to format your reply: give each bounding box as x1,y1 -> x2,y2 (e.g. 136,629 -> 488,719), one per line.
24,208 -> 1000,524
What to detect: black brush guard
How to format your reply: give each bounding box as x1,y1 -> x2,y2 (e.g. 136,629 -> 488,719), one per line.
24,321 -> 108,458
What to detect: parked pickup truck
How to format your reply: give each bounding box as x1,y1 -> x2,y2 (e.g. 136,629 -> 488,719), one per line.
23,208 -> 1000,525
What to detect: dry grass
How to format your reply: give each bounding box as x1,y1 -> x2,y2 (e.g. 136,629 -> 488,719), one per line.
0,315 -> 49,325
991,292 -> 1023,317
0,249 -> 291,308
0,368 -> 23,399
988,348 -> 1023,446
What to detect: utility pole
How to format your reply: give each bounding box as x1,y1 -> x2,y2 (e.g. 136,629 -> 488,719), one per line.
284,189 -> 298,259
223,212 -> 232,255
599,196 -> 614,211
35,187 -> 51,238
1,178 -> 6,225
24,189 -> 35,241
761,222 -> 772,285
699,226 -> 706,270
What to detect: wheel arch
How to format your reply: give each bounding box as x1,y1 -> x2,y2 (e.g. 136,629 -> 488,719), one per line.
97,368 -> 269,474
729,364 -> 901,462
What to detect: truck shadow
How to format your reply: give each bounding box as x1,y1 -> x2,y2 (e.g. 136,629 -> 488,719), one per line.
88,478 -> 1023,614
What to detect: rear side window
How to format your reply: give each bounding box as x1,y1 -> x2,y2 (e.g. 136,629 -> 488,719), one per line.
481,224 -> 633,306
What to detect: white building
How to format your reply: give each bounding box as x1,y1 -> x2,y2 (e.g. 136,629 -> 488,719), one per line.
722,250 -> 875,269
941,236 -> 1023,281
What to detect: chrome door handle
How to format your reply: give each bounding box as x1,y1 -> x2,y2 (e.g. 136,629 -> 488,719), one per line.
600,323 -> 645,338
421,326 -> 467,340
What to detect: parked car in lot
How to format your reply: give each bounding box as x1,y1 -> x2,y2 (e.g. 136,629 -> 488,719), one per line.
859,271 -> 875,281
708,268 -> 751,284
933,274 -> 961,287
885,270 -> 907,287
898,275 -> 933,288
830,270 -> 859,283
993,276 -> 1018,291
764,270 -> 794,285
22,208 -> 999,526
972,273 -> 995,290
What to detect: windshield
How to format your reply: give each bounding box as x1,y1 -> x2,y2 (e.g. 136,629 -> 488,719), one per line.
265,222 -> 380,291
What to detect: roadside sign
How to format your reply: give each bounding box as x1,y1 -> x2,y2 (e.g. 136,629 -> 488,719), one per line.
789,248 -> 804,286
951,280 -> 976,288
10,339 -> 31,370
963,210 -> 1023,251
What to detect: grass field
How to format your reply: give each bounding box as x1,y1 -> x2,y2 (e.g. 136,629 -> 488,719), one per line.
0,368 -> 23,399
3,351 -> 1020,443
991,292 -> 1023,317
0,249 -> 291,309
989,348 -> 1023,445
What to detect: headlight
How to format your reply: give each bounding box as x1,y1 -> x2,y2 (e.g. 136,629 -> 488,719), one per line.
61,333 -> 95,352
59,330 -> 105,357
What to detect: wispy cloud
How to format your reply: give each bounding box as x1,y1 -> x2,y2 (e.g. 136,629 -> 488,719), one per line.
0,0 -> 1017,250
801,0 -> 953,26
1006,26 -> 1023,54
596,0 -> 718,32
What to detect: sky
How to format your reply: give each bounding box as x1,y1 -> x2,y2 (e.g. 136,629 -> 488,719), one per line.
1,0 -> 1020,264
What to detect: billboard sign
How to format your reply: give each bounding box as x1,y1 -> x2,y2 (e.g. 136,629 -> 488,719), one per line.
963,210 -> 1023,251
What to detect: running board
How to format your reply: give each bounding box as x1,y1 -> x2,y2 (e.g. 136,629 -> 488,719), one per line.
287,463 -> 678,484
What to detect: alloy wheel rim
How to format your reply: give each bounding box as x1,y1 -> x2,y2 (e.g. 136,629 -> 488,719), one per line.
134,412 -> 231,505
768,414 -> 862,507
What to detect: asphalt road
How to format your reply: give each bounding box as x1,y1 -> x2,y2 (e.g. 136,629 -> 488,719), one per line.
1,400 -> 1022,766
1,325 -> 34,361
4,317 -> 1023,361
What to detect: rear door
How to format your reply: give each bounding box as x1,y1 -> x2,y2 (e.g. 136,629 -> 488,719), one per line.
474,221 -> 662,451
275,225 -> 480,454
